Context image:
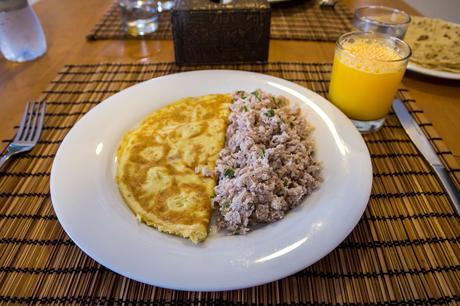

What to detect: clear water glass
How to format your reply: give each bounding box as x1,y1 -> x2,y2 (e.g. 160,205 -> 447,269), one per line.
158,1 -> 175,12
119,0 -> 160,36
0,1 -> 47,62
352,6 -> 411,39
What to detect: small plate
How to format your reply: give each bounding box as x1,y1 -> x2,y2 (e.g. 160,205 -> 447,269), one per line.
50,70 -> 372,291
407,62 -> 460,80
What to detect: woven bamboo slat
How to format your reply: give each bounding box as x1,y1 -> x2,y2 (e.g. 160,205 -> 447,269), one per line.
0,62 -> 459,305
86,1 -> 352,41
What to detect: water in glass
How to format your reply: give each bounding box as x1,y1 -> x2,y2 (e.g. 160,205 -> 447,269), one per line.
158,1 -> 174,12
119,0 -> 160,36
352,6 -> 411,39
0,3 -> 47,62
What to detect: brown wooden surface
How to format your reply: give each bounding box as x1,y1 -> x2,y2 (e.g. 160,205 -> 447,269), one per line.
0,0 -> 459,165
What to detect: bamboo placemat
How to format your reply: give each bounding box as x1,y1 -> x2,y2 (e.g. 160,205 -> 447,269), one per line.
1,62 -> 459,305
270,0 -> 352,40
86,4 -> 173,40
86,1 -> 352,41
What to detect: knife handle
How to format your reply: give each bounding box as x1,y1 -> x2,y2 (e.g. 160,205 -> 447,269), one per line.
433,165 -> 460,215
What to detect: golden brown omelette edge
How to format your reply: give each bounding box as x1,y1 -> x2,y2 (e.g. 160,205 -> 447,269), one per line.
116,94 -> 232,243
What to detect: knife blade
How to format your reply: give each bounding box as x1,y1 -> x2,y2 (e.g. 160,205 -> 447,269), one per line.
393,99 -> 460,214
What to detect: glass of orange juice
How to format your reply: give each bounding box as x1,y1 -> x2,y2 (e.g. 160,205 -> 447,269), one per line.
328,31 -> 411,133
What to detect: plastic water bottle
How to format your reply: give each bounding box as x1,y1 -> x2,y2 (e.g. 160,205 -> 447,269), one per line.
0,0 -> 47,62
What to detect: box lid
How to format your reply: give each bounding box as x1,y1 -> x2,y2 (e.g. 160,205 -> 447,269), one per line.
174,0 -> 270,11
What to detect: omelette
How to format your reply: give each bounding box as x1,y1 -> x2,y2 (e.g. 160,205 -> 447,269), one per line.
116,94 -> 232,243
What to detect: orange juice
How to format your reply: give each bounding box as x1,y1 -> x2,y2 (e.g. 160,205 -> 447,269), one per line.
329,34 -> 408,122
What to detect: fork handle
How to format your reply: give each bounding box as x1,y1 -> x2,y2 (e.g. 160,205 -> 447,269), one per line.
0,151 -> 13,171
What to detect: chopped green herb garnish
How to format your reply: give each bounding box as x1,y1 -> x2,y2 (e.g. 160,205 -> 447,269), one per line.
283,178 -> 289,187
221,200 -> 229,210
271,96 -> 282,107
265,108 -> 275,117
236,90 -> 245,95
243,105 -> 248,112
234,225 -> 241,235
260,148 -> 265,157
210,191 -> 216,198
224,168 -> 235,178
277,98 -> 286,107
251,90 -> 261,101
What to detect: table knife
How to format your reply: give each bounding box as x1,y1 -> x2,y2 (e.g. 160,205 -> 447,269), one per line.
393,99 -> 460,214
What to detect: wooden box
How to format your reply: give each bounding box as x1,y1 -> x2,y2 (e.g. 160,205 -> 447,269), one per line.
172,0 -> 271,65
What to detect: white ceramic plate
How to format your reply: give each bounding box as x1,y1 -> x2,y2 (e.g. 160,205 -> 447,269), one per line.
51,70 -> 372,291
407,62 -> 460,80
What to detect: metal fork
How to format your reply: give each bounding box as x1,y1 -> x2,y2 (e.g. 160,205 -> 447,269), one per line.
0,101 -> 46,170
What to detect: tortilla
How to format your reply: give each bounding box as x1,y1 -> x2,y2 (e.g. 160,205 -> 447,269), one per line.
405,16 -> 460,73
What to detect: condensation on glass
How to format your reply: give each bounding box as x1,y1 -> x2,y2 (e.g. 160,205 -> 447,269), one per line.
0,0 -> 47,62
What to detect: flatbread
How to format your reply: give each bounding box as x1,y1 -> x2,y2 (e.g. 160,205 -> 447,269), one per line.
116,94 -> 231,243
405,16 -> 460,73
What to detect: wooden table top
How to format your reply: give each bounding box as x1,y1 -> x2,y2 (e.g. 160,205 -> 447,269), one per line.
0,0 -> 459,164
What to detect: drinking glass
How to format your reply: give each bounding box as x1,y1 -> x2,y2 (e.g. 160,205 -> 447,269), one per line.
158,1 -> 175,12
328,32 -> 411,133
352,6 -> 411,39
0,0 -> 47,62
119,0 -> 160,36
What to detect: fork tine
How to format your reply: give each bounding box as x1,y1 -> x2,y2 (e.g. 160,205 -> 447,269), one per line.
27,101 -> 41,142
22,101 -> 35,141
32,101 -> 46,143
14,102 -> 30,142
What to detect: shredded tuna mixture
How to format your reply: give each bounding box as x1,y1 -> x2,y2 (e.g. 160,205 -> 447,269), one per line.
213,89 -> 321,235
